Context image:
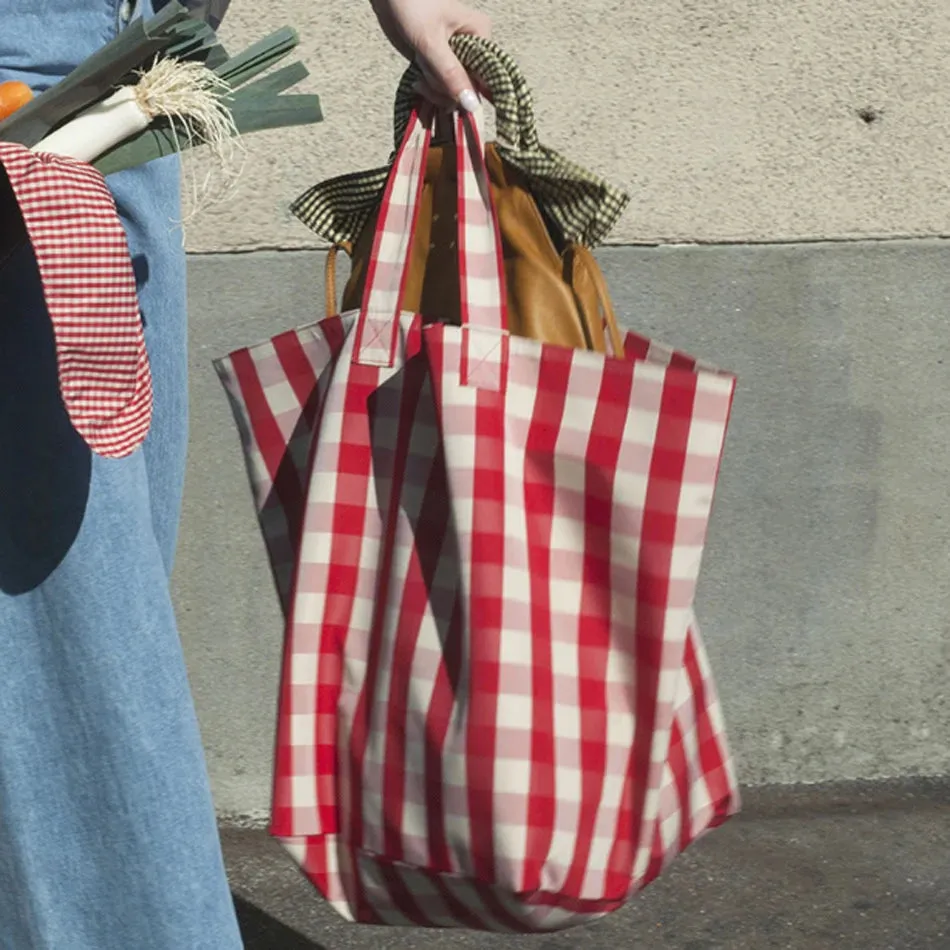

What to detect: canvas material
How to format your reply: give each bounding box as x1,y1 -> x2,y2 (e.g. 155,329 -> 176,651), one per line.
216,106 -> 738,932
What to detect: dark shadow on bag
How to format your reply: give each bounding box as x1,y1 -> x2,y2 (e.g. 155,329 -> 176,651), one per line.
232,894 -> 327,950
367,351 -> 466,702
233,372 -> 327,617
0,182 -> 92,595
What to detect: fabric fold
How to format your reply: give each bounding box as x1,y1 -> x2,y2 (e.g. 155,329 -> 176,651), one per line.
291,35 -> 630,250
0,143 -> 151,458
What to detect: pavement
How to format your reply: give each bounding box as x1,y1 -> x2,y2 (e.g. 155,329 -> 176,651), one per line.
222,777 -> 949,950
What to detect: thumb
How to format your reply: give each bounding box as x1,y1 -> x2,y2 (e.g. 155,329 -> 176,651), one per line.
418,39 -> 480,110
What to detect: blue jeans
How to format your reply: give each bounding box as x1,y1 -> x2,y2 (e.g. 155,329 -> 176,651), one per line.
0,2 -> 242,947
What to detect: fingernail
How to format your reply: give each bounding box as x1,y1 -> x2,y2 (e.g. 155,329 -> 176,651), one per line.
458,89 -> 479,112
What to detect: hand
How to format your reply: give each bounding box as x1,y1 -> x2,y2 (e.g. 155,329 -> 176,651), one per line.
369,0 -> 491,110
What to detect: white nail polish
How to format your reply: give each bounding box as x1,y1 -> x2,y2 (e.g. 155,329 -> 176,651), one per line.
458,89 -> 479,112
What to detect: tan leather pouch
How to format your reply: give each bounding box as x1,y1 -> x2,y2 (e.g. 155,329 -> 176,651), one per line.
325,141 -> 624,357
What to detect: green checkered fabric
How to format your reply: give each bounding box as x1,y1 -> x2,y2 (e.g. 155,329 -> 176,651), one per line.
290,34 -> 630,249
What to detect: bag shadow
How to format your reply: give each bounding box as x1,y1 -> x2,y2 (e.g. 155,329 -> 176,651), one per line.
232,894 -> 328,950
367,352 -> 466,701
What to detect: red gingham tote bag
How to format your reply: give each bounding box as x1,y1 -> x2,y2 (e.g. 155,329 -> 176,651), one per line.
216,104 -> 739,932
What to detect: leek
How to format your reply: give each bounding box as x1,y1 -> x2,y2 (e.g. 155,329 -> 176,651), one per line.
93,29 -> 321,177
34,59 -> 237,167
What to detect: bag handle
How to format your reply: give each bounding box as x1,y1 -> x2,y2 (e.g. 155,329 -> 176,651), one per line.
454,106 -> 508,389
393,35 -> 541,157
352,101 -> 508,390
323,242 -> 346,319
351,103 -> 433,367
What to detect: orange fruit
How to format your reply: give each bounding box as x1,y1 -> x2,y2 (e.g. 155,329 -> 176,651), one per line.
0,81 -> 33,122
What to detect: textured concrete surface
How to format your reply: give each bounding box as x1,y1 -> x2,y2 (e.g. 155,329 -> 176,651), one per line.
223,778 -> 950,950
185,1 -> 950,251
174,240 -> 950,816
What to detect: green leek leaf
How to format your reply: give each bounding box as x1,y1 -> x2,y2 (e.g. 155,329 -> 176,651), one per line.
0,3 -> 211,147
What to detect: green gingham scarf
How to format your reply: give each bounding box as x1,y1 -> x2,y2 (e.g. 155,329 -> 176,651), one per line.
291,34 -> 630,249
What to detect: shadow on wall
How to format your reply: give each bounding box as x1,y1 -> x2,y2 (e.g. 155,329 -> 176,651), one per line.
233,894 -> 328,950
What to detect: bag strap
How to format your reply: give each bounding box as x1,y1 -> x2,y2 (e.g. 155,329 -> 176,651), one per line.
455,106 -> 508,389
352,102 -> 507,390
353,105 -> 434,366
323,242 -> 348,318
569,243 -> 626,358
393,34 -> 541,156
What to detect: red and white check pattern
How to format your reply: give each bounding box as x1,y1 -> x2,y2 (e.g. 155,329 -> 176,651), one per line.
215,105 -> 739,932
354,106 -> 431,368
456,110 -> 507,391
0,143 -> 150,458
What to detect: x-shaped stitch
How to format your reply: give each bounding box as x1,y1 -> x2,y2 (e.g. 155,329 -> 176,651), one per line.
463,327 -> 506,392
356,312 -> 397,366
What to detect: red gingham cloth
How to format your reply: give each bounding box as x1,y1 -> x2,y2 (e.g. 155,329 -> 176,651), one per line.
0,142 -> 151,459
216,106 -> 739,931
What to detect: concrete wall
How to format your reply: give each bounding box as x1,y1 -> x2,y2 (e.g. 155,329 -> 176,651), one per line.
177,244 -> 950,816
187,1 -> 950,251
171,0 -> 950,816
